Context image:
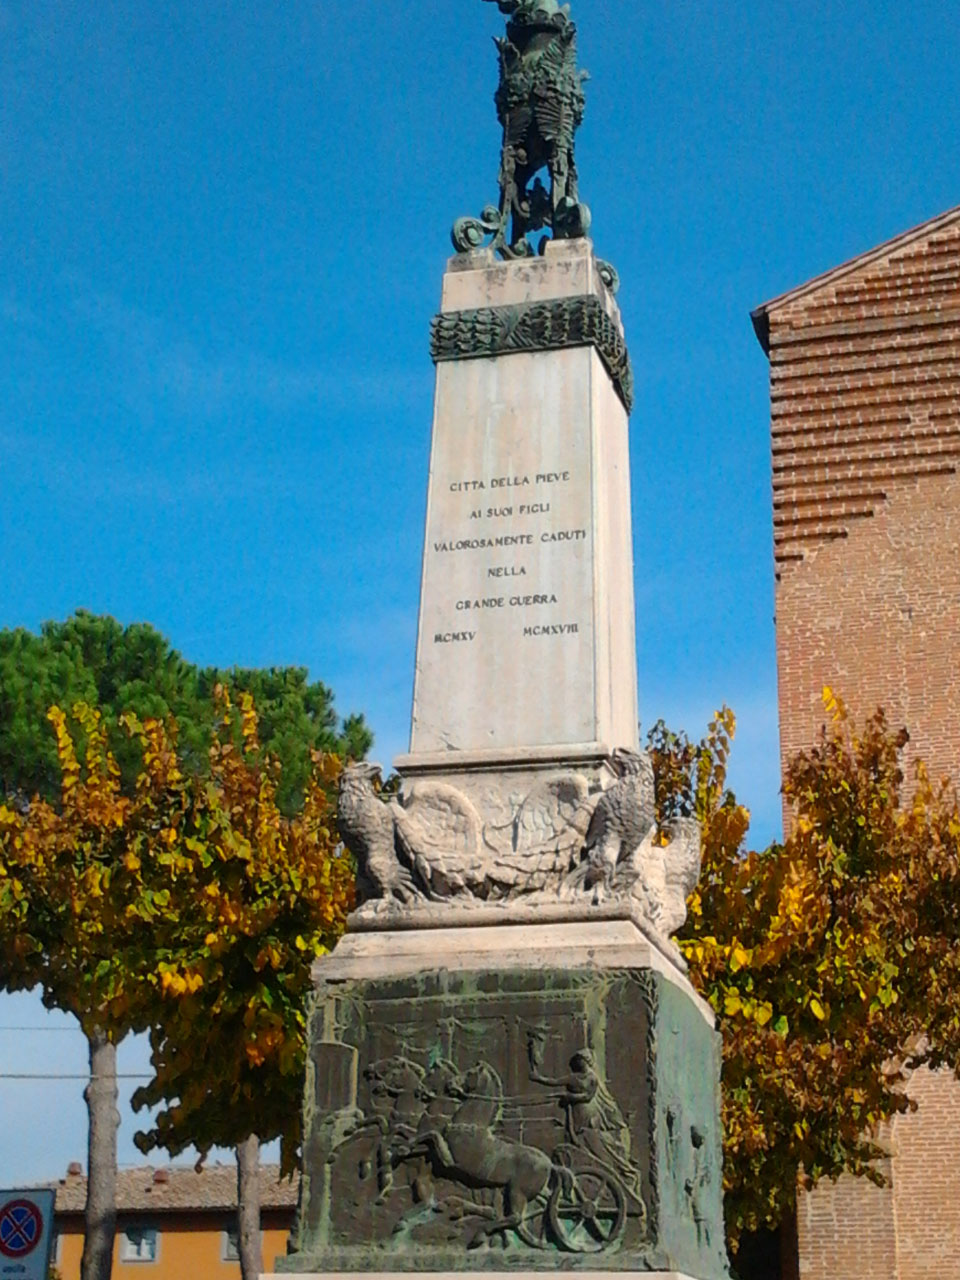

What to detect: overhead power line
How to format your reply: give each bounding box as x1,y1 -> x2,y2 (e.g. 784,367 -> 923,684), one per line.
0,1025 -> 80,1032
0,1073 -> 151,1081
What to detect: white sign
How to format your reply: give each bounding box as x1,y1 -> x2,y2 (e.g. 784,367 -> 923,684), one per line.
0,1190 -> 55,1280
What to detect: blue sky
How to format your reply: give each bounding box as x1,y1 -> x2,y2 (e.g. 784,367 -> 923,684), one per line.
2,0 -> 960,1181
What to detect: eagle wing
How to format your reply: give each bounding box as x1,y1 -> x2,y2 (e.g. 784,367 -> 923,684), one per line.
394,782 -> 484,898
660,817 -> 703,936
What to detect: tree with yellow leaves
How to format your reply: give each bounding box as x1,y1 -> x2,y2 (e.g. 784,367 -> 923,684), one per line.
130,690 -> 353,1280
0,704 -> 192,1280
651,697 -> 960,1255
0,693 -> 354,1280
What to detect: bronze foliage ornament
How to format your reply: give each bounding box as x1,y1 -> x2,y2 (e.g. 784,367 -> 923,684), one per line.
430,295 -> 635,413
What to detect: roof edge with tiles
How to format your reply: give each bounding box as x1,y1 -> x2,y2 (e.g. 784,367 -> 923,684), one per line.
49,1163 -> 299,1216
751,204 -> 960,355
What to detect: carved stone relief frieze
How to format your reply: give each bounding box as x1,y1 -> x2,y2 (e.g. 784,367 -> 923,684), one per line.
337,750 -> 702,945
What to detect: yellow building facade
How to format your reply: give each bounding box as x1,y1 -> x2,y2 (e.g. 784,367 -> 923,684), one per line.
50,1163 -> 296,1280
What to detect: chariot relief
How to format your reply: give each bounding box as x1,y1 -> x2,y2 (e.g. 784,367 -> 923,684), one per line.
295,967 -> 729,1277
324,1031 -> 647,1256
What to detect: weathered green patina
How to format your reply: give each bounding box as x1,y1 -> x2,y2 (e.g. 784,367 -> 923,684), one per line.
430,295 -> 635,414
453,0 -> 592,260
279,968 -> 728,1277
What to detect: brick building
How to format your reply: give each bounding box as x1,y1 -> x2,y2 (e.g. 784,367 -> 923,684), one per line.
752,205 -> 960,1278
49,1162 -> 296,1279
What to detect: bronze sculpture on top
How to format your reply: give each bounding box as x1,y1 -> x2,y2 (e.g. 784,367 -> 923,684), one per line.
453,0 -> 592,260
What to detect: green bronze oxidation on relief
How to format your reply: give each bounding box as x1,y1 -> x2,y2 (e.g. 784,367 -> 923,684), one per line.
430,296 -> 635,415
279,968 -> 728,1277
653,981 -> 730,1280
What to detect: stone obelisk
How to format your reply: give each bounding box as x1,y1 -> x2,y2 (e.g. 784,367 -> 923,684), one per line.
268,4 -> 729,1278
402,234 -> 638,766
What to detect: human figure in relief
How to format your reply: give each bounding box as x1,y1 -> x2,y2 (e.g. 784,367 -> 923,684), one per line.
527,1036 -> 643,1200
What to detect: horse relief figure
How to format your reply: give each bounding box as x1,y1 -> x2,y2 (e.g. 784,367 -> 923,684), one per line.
408,1059 -> 630,1254
413,1061 -> 561,1248
453,0 -> 591,258
326,1055 -> 428,1206
323,1038 -> 640,1256
409,1055 -> 464,1206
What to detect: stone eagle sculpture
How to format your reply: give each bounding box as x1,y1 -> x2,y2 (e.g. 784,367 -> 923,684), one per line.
560,749 -> 702,934
571,748 -> 657,893
338,765 -> 594,907
337,753 -> 703,941
336,763 -> 419,905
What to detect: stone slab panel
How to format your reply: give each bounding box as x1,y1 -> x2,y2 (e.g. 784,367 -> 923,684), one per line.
440,237 -> 622,325
313,920 -> 714,1028
411,345 -> 599,753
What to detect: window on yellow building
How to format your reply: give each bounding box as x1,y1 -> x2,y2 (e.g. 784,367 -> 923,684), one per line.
222,1228 -> 240,1262
119,1227 -> 159,1262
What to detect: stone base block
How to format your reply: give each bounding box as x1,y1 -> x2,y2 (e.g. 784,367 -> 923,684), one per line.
264,1272 -> 700,1280
277,961 -> 729,1279
316,918 -> 713,1027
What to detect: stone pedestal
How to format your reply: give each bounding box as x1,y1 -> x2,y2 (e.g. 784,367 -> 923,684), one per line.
266,1273 -> 702,1280
274,926 -> 727,1279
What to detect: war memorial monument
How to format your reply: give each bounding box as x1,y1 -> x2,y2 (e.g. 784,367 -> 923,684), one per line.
267,3 -> 729,1277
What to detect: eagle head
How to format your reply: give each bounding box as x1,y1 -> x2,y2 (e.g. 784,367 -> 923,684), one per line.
339,761 -> 383,797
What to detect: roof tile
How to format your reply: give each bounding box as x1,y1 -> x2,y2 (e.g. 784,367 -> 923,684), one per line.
49,1164 -> 298,1215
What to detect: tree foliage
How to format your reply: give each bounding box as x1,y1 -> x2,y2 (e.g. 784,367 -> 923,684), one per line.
0,685 -> 354,1153
650,696 -> 960,1245
0,701 -> 195,1280
0,610 -> 372,812
130,688 -> 354,1166
0,690 -> 355,1279
0,701 -> 173,1035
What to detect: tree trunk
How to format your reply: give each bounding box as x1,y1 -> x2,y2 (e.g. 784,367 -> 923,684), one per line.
236,1134 -> 263,1280
81,1030 -> 119,1280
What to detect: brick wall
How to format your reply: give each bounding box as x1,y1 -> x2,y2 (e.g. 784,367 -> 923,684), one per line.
795,1070 -> 960,1280
768,214 -> 960,785
797,1156 -> 897,1280
890,1068 -> 960,1279
759,207 -> 960,1279
770,220 -> 960,568
776,466 -> 960,786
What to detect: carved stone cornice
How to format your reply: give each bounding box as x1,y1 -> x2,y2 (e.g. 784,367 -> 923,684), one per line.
430,294 -> 635,414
